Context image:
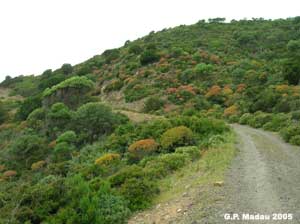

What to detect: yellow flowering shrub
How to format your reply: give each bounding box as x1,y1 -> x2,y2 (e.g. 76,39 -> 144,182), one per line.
95,153 -> 121,166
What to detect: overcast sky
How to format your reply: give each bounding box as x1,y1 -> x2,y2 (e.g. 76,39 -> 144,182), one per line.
0,0 -> 299,82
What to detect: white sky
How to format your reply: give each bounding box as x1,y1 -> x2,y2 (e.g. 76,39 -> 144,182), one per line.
0,0 -> 299,82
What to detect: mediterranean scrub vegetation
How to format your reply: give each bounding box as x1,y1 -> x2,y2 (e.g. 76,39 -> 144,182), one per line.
1,17 -> 300,223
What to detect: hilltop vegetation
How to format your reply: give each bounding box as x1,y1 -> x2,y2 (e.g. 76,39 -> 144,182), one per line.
0,17 -> 300,223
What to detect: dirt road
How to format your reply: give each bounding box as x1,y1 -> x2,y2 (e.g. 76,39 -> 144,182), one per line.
199,124 -> 300,224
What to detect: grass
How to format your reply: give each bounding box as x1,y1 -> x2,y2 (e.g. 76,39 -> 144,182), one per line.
152,131 -> 237,204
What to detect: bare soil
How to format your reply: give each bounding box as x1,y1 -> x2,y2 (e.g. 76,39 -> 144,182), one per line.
198,124 -> 300,224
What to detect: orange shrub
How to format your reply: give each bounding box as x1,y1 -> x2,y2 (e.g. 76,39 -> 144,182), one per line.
31,160 -> 46,171
48,140 -> 57,149
95,153 -> 121,166
205,85 -> 222,98
0,123 -> 15,132
275,85 -> 289,93
224,105 -> 238,117
209,54 -> 221,64
128,139 -> 158,161
0,165 -> 5,172
3,170 -> 17,178
236,84 -> 246,93
199,50 -> 210,60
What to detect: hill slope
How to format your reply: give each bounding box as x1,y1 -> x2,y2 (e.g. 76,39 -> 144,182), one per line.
0,17 -> 300,223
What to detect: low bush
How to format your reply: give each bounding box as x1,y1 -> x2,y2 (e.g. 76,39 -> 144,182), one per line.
262,113 -> 291,131
160,126 -> 194,151
290,135 -> 300,146
143,152 -> 189,179
239,113 -> 254,125
140,50 -> 160,65
280,124 -> 300,142
143,97 -> 164,112
109,165 -> 145,187
104,80 -> 124,92
194,63 -> 214,76
127,139 -> 158,162
56,131 -> 77,144
291,110 -> 300,120
95,153 -> 121,166
120,177 -> 159,211
249,112 -> 272,128
224,105 -> 238,117
31,160 -> 46,171
175,146 -> 201,160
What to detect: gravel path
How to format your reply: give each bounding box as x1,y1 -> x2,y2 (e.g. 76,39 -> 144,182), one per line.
199,124 -> 300,224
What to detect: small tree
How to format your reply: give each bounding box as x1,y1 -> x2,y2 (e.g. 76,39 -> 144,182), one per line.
143,97 -> 164,112
61,63 -> 73,75
9,134 -> 47,169
16,94 -> 42,120
73,103 -> 120,143
43,76 -> 94,108
53,131 -> 77,161
140,50 -> 160,65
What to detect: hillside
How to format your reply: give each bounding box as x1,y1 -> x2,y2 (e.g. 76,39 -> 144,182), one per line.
0,17 -> 300,223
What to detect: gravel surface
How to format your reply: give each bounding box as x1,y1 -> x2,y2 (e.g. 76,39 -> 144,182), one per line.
198,124 -> 300,224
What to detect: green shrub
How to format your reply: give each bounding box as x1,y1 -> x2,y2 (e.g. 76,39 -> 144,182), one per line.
249,112 -> 272,128
120,177 -> 159,211
46,103 -> 72,138
160,126 -> 194,151
104,80 -> 124,92
9,134 -> 47,169
57,131 -> 77,144
140,49 -> 160,65
262,113 -> 291,131
169,116 -> 228,137
43,76 -> 94,97
228,114 -> 240,123
42,76 -> 95,109
124,84 -> 154,102
53,131 -> 77,161
194,63 -> 214,75
137,119 -> 172,139
290,135 -> 300,146
109,165 -> 145,187
128,44 -> 142,54
239,113 -> 253,125
143,153 -> 188,180
61,63 -> 73,75
16,175 -> 65,223
26,108 -> 46,130
16,94 -> 42,120
175,146 -> 201,160
291,110 -> 300,120
103,48 -> 120,63
74,103 -> 122,143
143,97 -> 164,112
48,175 -> 130,224
280,125 -> 300,142
0,102 -> 7,125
